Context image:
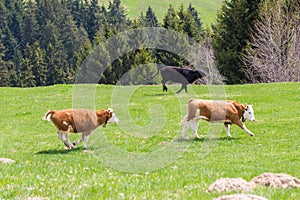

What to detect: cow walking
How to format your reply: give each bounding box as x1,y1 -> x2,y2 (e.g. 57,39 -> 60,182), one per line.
43,108 -> 119,150
153,66 -> 206,93
181,99 -> 255,139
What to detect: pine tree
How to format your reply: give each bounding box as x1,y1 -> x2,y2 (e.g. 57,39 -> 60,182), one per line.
178,4 -> 199,40
128,48 -> 158,85
0,35 -> 11,86
187,3 -> 204,40
212,0 -> 261,84
85,0 -> 102,42
144,6 -> 159,27
45,42 -> 65,85
163,5 -> 180,31
24,42 -> 47,86
107,0 -> 129,31
20,58 -> 35,87
23,0 -> 39,46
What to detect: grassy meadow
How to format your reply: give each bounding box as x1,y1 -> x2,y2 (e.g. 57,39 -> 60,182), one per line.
0,83 -> 300,199
100,0 -> 223,25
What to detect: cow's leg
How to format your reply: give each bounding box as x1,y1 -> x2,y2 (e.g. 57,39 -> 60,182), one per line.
82,131 -> 92,150
224,123 -> 232,137
242,124 -> 254,136
161,78 -> 168,92
235,121 -> 254,136
58,127 -> 75,149
190,119 -> 200,138
66,126 -> 76,149
183,84 -> 188,93
73,133 -> 84,146
176,84 -> 184,93
57,132 -> 69,147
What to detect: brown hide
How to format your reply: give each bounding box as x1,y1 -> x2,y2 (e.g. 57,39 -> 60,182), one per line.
46,109 -> 112,133
187,99 -> 247,126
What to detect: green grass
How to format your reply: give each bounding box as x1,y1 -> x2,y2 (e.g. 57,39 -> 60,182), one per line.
100,0 -> 223,26
0,83 -> 300,199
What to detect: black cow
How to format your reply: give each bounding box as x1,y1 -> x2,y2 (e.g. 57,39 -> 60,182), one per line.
156,66 -> 206,93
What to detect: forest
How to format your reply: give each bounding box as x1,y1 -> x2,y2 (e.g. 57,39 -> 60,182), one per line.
0,0 -> 299,87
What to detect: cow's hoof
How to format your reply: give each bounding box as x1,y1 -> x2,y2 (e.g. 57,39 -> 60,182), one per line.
195,134 -> 201,139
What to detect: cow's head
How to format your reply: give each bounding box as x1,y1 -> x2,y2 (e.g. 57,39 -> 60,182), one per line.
242,104 -> 255,122
107,108 -> 119,124
197,70 -> 206,79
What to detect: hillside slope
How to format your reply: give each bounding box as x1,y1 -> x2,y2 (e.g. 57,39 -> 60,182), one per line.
101,0 -> 223,25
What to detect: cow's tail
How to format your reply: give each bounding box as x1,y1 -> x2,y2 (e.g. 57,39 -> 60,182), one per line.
42,110 -> 55,121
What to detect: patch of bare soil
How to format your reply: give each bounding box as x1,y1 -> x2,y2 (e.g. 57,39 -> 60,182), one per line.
213,194 -> 268,200
250,172 -> 300,189
207,178 -> 256,193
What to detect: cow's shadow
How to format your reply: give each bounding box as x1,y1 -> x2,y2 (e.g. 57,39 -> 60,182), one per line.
144,93 -> 166,97
36,147 -> 83,155
174,136 -> 240,143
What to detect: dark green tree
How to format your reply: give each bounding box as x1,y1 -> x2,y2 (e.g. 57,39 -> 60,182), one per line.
128,48 -> 158,85
107,0 -> 130,32
140,6 -> 159,27
19,57 -> 35,87
85,0 -> 103,42
163,5 -> 180,31
0,0 -> 23,71
212,0 -> 261,84
187,3 -> 204,40
45,42 -> 65,85
0,34 -> 11,86
23,42 -> 47,86
22,0 -> 39,46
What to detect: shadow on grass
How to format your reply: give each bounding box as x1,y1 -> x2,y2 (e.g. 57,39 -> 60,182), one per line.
36,147 -> 83,155
144,93 -> 167,97
174,136 -> 240,143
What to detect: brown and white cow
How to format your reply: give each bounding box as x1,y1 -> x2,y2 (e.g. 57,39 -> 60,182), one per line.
43,108 -> 119,150
181,99 -> 255,139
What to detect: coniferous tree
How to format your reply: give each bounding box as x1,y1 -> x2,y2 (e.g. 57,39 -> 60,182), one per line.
107,0 -> 130,32
20,57 -> 35,87
163,5 -> 180,31
23,1 -> 39,46
25,42 -> 47,86
178,4 -> 200,41
45,42 -> 65,85
128,49 -> 158,85
187,3 -> 204,40
0,33 -> 11,86
212,0 -> 261,84
85,0 -> 102,42
144,6 -> 159,27
4,0 -> 25,51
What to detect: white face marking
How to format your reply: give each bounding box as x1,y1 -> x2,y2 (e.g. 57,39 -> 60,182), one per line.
243,105 -> 255,121
108,113 -> 119,124
63,121 -> 68,126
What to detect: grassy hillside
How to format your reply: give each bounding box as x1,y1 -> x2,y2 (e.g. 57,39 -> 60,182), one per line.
102,0 -> 223,26
0,83 -> 300,199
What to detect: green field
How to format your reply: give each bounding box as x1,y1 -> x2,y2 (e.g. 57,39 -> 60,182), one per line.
0,83 -> 300,199
100,0 -> 223,26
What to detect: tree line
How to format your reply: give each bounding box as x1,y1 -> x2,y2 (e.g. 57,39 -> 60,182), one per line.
0,0 -> 299,87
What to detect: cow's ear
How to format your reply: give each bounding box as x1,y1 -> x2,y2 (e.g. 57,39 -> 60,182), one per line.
241,104 -> 248,110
